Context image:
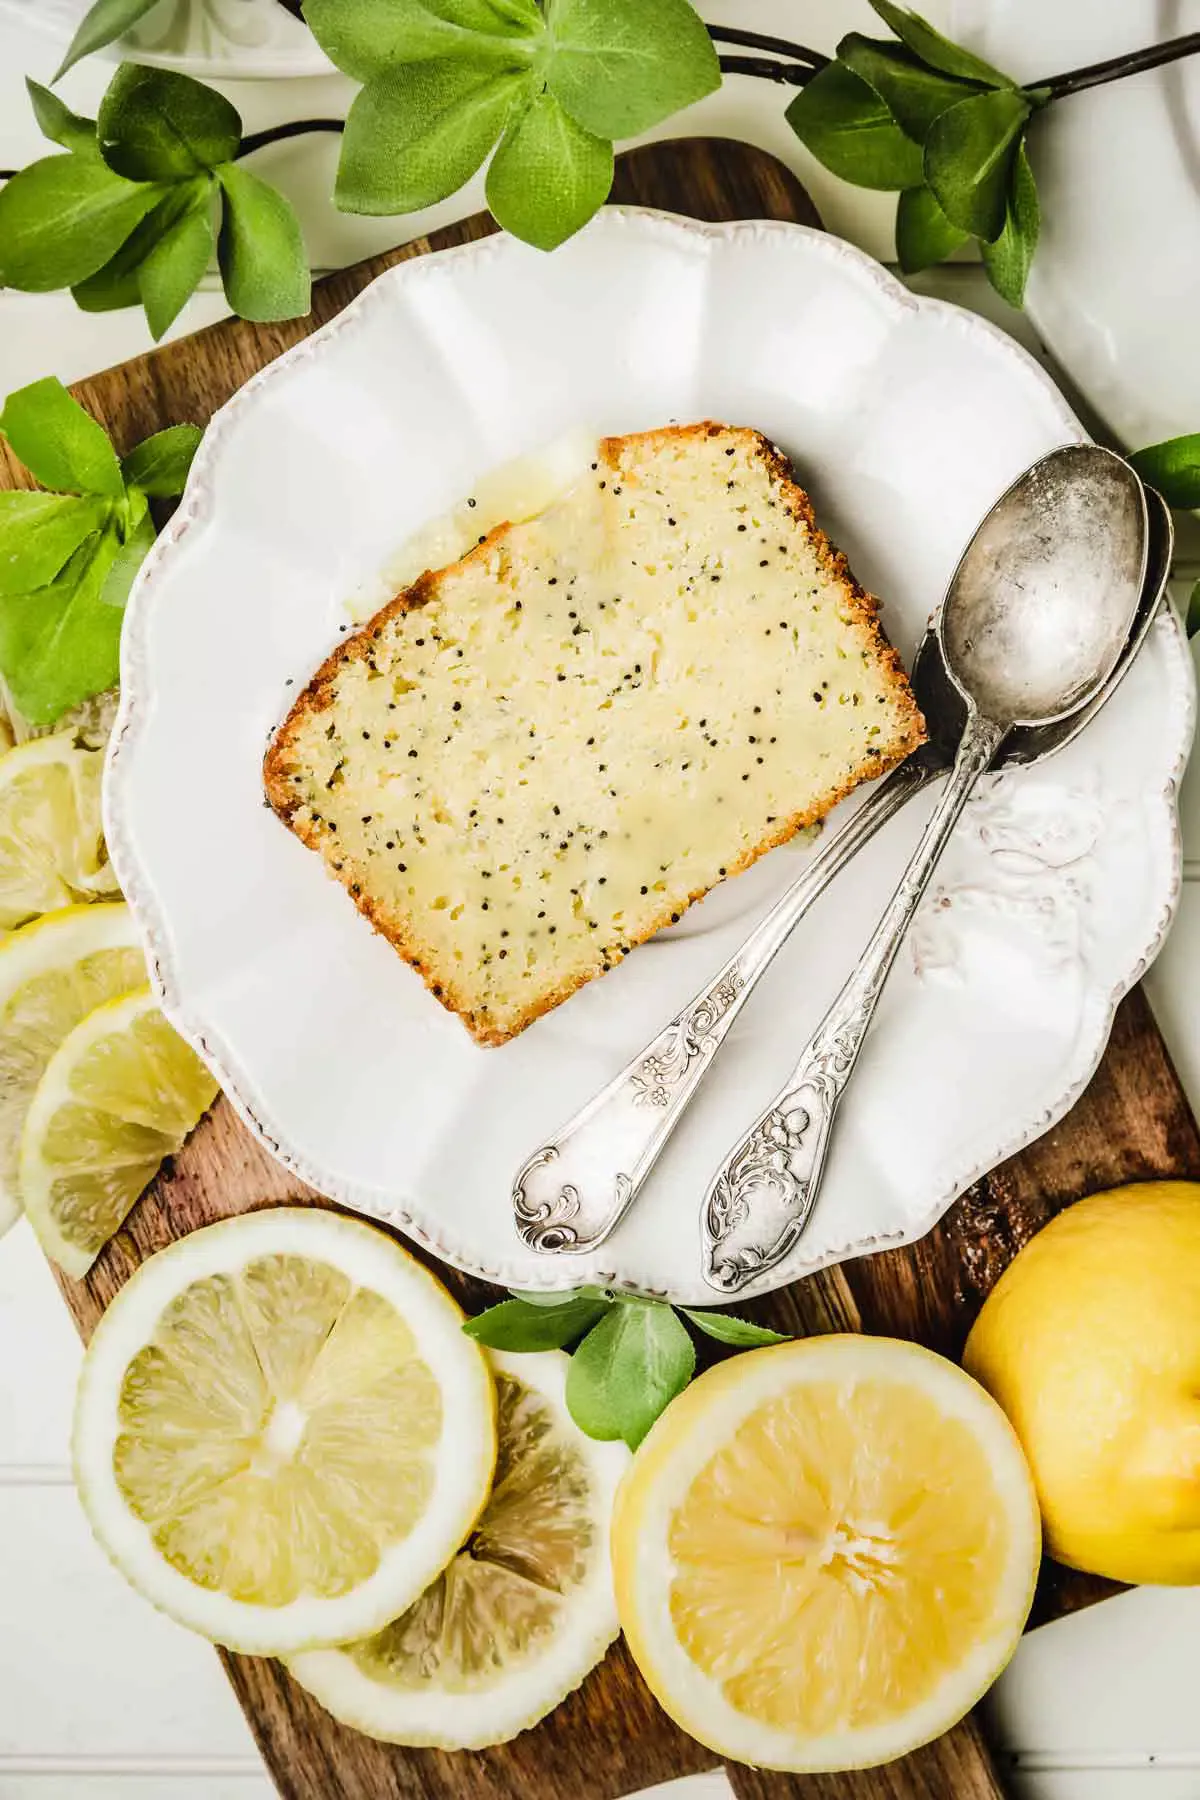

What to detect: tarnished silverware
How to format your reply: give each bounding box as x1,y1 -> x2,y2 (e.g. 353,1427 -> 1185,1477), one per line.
513,476 -> 1167,1261
701,446 -> 1149,1290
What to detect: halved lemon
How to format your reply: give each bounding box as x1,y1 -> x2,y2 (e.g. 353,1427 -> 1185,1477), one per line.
0,730 -> 120,932
612,1335 -> 1040,1773
0,904 -> 146,1236
73,1207 -> 496,1655
20,985 -> 218,1277
289,1348 -> 629,1748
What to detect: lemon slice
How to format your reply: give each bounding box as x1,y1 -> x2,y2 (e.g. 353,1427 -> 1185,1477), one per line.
20,985 -> 218,1276
73,1207 -> 496,1655
0,731 -> 120,932
612,1335 -> 1040,1774
0,904 -> 147,1237
289,1348 -> 628,1747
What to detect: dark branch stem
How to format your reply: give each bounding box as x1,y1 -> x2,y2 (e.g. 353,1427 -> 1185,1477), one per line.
1033,30 -> 1200,100
717,54 -> 815,86
237,117 -> 345,156
707,26 -> 828,68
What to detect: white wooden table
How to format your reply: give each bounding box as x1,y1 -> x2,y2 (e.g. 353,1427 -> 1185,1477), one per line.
2,5 -> 1198,1797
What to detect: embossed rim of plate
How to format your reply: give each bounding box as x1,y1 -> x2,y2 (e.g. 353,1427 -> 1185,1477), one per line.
104,207 -> 1195,1301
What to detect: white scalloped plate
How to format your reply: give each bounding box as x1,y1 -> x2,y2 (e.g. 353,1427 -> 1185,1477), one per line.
104,210 -> 1194,1304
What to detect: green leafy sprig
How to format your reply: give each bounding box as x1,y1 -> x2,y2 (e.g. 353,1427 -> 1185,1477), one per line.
0,65 -> 309,339
786,8 -> 1198,308
1131,434 -> 1200,513
1131,433 -> 1200,637
465,1286 -> 788,1447
304,0 -> 721,251
0,378 -> 201,725
786,0 -> 1046,306
3,0 -> 1198,324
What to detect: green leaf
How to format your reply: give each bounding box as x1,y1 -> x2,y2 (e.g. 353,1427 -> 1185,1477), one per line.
895,182 -> 969,272
0,378 -> 124,499
121,424 -> 203,497
0,527 -> 124,726
0,493 -> 112,597
1187,580 -> 1200,638
464,1293 -> 612,1350
924,87 -> 1030,240
1129,434 -> 1200,512
0,153 -> 167,292
787,61 -> 924,191
97,63 -> 242,182
70,182 -> 197,313
565,1301 -> 695,1449
486,91 -> 613,249
979,141 -> 1038,306
215,162 -> 311,322
438,0 -> 541,27
679,1308 -> 790,1348
837,36 -> 980,141
544,0 -> 720,139
53,0 -> 161,81
100,498 -> 155,611
868,1 -> 1013,88
26,79 -> 98,156
506,1284 -> 610,1306
303,0 -> 539,81
335,61 -> 528,214
139,179 -> 216,338
487,0 -> 543,27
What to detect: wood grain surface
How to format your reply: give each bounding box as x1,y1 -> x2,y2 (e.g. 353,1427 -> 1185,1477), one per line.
7,135 -> 1194,1800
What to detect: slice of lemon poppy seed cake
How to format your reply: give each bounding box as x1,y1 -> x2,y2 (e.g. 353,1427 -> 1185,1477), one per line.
264,423 -> 925,1044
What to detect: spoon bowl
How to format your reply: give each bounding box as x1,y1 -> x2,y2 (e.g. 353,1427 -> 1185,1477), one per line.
915,480 -> 1170,766
939,444 -> 1148,727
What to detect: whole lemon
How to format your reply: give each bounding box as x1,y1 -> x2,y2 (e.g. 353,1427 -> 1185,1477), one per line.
964,1181 -> 1200,1585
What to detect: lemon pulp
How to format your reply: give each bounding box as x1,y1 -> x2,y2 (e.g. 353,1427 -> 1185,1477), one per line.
116,1254 -> 441,1604
0,731 -> 118,931
0,905 -> 145,1233
668,1376 -> 1009,1737
613,1336 -> 1039,1772
288,1348 -> 627,1748
351,1370 -> 592,1689
21,986 -> 217,1274
74,1209 -> 496,1655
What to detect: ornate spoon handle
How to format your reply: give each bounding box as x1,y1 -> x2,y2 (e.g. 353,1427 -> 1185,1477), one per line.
512,747 -> 940,1255
702,711 -> 1007,1292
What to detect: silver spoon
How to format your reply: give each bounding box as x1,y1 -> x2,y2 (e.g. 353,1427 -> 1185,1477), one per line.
511,462 -> 1161,1261
700,444 -> 1148,1292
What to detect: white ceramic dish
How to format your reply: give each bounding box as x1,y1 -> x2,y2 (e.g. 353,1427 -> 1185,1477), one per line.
105,209 -> 1194,1304
0,0 -> 333,80
953,0 -> 1200,449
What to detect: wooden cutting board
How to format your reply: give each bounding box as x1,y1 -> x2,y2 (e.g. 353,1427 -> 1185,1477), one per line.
7,135 -> 1198,1800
